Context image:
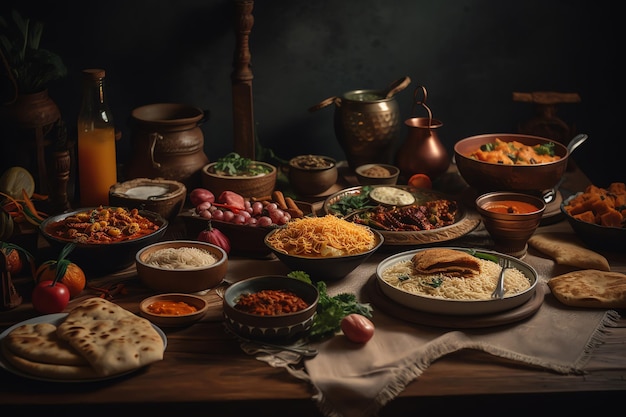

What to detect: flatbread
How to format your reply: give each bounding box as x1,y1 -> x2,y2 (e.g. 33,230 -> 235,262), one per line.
0,342 -> 99,380
411,248 -> 481,277
528,232 -> 610,271
548,269 -> 626,309
2,322 -> 87,366
56,297 -> 164,377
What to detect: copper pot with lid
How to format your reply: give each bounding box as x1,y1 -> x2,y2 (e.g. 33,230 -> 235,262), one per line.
309,76 -> 411,170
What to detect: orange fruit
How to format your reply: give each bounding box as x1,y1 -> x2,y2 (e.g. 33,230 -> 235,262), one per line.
408,173 -> 432,189
35,261 -> 86,298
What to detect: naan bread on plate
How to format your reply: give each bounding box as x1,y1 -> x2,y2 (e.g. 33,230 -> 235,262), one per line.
411,248 -> 481,277
548,269 -> 626,309
2,322 -> 87,366
56,297 -> 164,377
0,342 -> 99,380
528,232 -> 610,271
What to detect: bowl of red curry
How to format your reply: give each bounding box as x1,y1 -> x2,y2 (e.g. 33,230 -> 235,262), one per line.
222,275 -> 319,342
39,206 -> 168,275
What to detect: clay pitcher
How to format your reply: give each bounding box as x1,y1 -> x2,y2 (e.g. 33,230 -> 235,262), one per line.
395,86 -> 450,180
127,103 -> 209,190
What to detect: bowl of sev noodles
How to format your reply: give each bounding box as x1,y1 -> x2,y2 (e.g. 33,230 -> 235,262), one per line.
376,247 -> 538,315
264,215 -> 384,281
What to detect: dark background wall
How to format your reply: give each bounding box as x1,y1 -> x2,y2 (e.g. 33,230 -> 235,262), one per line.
1,0 -> 621,189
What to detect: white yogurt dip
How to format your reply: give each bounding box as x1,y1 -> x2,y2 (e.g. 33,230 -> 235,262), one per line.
369,186 -> 415,206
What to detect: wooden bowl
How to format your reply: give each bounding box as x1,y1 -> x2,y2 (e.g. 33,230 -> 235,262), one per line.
288,155 -> 338,196
109,178 -> 186,221
354,164 -> 400,185
201,162 -> 277,199
139,293 -> 209,327
135,240 -> 228,292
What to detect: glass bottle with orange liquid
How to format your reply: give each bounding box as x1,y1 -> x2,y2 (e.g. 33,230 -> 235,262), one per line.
77,68 -> 117,207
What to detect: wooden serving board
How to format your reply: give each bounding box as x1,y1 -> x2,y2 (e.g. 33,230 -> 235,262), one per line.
365,275 -> 546,329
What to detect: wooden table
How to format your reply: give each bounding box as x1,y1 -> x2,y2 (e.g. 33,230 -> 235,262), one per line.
1,165 -> 625,417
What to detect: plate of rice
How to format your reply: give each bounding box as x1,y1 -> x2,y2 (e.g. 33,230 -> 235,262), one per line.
376,247 -> 538,315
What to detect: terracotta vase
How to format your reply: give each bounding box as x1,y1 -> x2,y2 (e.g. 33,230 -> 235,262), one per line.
3,89 -> 61,128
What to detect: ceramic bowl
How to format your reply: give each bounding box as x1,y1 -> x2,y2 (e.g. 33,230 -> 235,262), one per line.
561,192 -> 626,252
376,247 -> 538,315
38,207 -> 168,274
288,155 -> 338,196
135,240 -> 228,293
264,227 -> 384,281
454,133 -> 569,192
108,177 -> 186,221
139,293 -> 209,327
201,161 -> 277,199
354,164 -> 400,185
476,192 -> 546,258
222,275 -> 319,342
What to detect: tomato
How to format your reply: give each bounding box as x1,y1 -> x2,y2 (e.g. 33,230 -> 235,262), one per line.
340,313 -> 375,343
189,188 -> 215,207
31,280 -> 70,314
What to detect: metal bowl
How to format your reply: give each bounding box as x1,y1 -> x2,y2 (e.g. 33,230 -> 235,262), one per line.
454,133 -> 569,192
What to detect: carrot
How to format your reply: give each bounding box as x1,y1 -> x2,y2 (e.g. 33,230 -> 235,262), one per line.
272,190 -> 288,210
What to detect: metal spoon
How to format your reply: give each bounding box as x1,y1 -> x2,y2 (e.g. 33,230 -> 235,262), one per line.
543,133 -> 588,204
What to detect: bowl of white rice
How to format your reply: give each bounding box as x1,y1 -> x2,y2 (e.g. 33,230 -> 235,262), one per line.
376,247 -> 538,315
136,240 -> 228,293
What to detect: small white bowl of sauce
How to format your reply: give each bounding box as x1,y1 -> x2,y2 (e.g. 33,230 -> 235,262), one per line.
369,186 -> 416,206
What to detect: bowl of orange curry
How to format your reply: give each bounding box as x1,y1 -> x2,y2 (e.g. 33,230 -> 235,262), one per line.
454,133 -> 569,193
560,182 -> 626,251
222,275 -> 319,342
140,293 -> 209,327
39,206 -> 168,274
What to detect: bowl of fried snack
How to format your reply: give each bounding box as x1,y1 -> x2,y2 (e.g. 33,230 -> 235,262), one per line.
560,182 -> 626,251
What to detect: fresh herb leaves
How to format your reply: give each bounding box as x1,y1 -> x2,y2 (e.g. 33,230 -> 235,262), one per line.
212,152 -> 272,176
287,271 -> 373,341
329,186 -> 376,216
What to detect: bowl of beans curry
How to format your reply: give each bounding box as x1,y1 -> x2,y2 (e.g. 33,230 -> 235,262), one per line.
222,275 -> 319,342
39,206 -> 168,274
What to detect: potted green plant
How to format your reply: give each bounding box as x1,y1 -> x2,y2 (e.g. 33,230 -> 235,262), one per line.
0,9 -> 67,98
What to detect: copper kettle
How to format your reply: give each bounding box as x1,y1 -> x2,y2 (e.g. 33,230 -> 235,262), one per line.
395,85 -> 450,180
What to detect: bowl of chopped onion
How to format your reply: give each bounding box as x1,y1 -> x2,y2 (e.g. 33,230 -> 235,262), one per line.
135,240 -> 228,293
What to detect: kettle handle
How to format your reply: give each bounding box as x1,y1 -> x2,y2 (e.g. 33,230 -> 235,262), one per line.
384,76 -> 411,99
149,132 -> 163,168
308,96 -> 340,112
410,85 -> 434,126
